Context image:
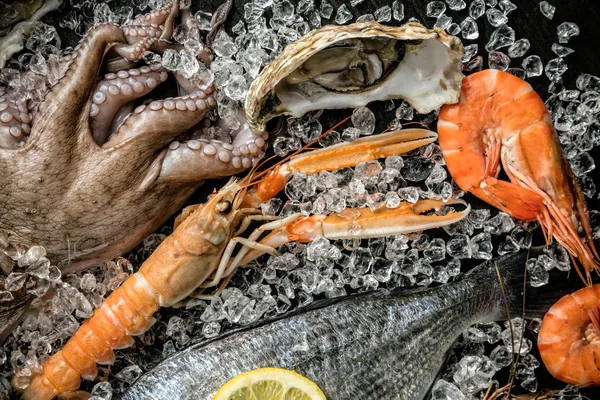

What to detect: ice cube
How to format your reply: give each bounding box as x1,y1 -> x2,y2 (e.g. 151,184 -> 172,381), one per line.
305,8 -> 322,28
395,101 -> 414,120
462,44 -> 478,62
166,316 -> 190,346
453,355 -> 497,394
90,381 -> 112,400
334,4 -> 353,24
297,0 -> 314,13
447,23 -> 461,36
508,38 -> 530,58
115,365 -> 142,384
200,297 -> 225,322
273,136 -> 301,157
469,0 -> 485,19
488,51 -> 511,71
497,236 -> 519,256
570,151 -> 595,176
5,273 -> 27,292
202,322 -> 221,338
557,21 -> 579,43
545,57 -> 568,81
446,234 -> 472,260
470,233 -> 493,260
427,1 -> 447,18
431,379 -> 466,400
539,1 -> 555,19
522,55 -> 543,77
435,15 -> 453,30
320,0 -> 333,18
461,18 -> 479,41
484,212 -> 515,235
446,0 -> 466,11
486,8 -> 507,27
392,1 -> 405,21
490,345 -> 512,368
485,24 -> 515,52
552,43 -> 574,57
352,107 -> 376,134
498,0 -> 516,14
402,157 -> 434,181
276,294 -> 291,313
526,258 -> 549,287
375,6 -> 392,22
272,0 -> 295,21
463,56 -> 483,74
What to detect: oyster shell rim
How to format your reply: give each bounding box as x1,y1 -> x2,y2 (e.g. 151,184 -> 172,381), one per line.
244,21 -> 465,134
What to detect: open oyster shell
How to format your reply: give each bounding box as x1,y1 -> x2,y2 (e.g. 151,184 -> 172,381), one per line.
245,21 -> 464,133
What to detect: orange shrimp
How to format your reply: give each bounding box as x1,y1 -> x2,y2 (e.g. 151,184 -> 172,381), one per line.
20,179 -> 253,400
538,284 -> 600,386
437,69 -> 599,283
18,129 -> 471,399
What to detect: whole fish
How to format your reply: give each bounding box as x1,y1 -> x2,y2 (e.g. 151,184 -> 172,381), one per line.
124,245 -> 572,400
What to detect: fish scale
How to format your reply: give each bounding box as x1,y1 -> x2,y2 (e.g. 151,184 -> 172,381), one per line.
123,245 -> 569,400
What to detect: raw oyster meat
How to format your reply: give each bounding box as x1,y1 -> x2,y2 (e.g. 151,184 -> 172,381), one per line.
245,21 -> 464,133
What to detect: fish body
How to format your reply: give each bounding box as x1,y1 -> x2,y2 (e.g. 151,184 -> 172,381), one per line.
124,247 -> 566,400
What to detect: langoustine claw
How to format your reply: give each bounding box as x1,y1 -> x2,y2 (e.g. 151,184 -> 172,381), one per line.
437,69 -> 599,283
19,128 -> 470,399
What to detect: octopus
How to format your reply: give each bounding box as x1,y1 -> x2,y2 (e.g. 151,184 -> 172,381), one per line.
0,0 -> 265,340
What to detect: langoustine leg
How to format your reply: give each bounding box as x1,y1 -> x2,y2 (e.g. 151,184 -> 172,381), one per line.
18,128 -> 471,399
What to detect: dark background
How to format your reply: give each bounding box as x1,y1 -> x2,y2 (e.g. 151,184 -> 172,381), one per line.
36,0 -> 600,398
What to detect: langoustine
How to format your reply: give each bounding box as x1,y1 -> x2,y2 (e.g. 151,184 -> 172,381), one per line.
437,69 -> 599,283
18,128 -> 471,399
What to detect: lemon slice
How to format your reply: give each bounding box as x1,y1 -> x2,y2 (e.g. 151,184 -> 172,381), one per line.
212,368 -> 327,400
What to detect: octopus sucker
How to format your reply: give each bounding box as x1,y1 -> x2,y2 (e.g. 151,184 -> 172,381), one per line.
0,0 -> 265,343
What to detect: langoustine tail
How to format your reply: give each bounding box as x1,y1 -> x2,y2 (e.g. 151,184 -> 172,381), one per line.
20,273 -> 159,400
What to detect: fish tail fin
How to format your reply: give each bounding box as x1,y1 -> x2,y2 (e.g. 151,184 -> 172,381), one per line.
465,246 -> 577,321
498,253 -> 573,321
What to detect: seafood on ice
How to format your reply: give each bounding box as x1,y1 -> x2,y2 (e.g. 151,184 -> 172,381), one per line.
437,69 -> 599,283
538,284 -> 600,387
17,129 -> 471,399
245,21 -> 464,134
123,244 -> 568,400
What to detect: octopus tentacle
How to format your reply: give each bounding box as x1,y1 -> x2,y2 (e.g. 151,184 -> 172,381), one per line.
207,0 -> 234,47
114,0 -> 179,61
32,23 -> 126,142
114,37 -> 180,62
102,86 -> 216,149
157,121 -> 268,182
180,8 -> 213,67
122,24 -> 163,44
90,65 -> 169,145
0,89 -> 32,148
125,1 -> 177,28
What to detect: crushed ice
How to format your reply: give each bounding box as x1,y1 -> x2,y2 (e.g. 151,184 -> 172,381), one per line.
0,0 -> 595,398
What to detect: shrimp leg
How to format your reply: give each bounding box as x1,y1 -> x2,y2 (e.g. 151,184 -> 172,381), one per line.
538,285 -> 600,386
438,69 -> 600,281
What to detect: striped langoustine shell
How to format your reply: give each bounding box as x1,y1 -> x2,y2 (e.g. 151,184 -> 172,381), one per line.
245,21 -> 465,134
